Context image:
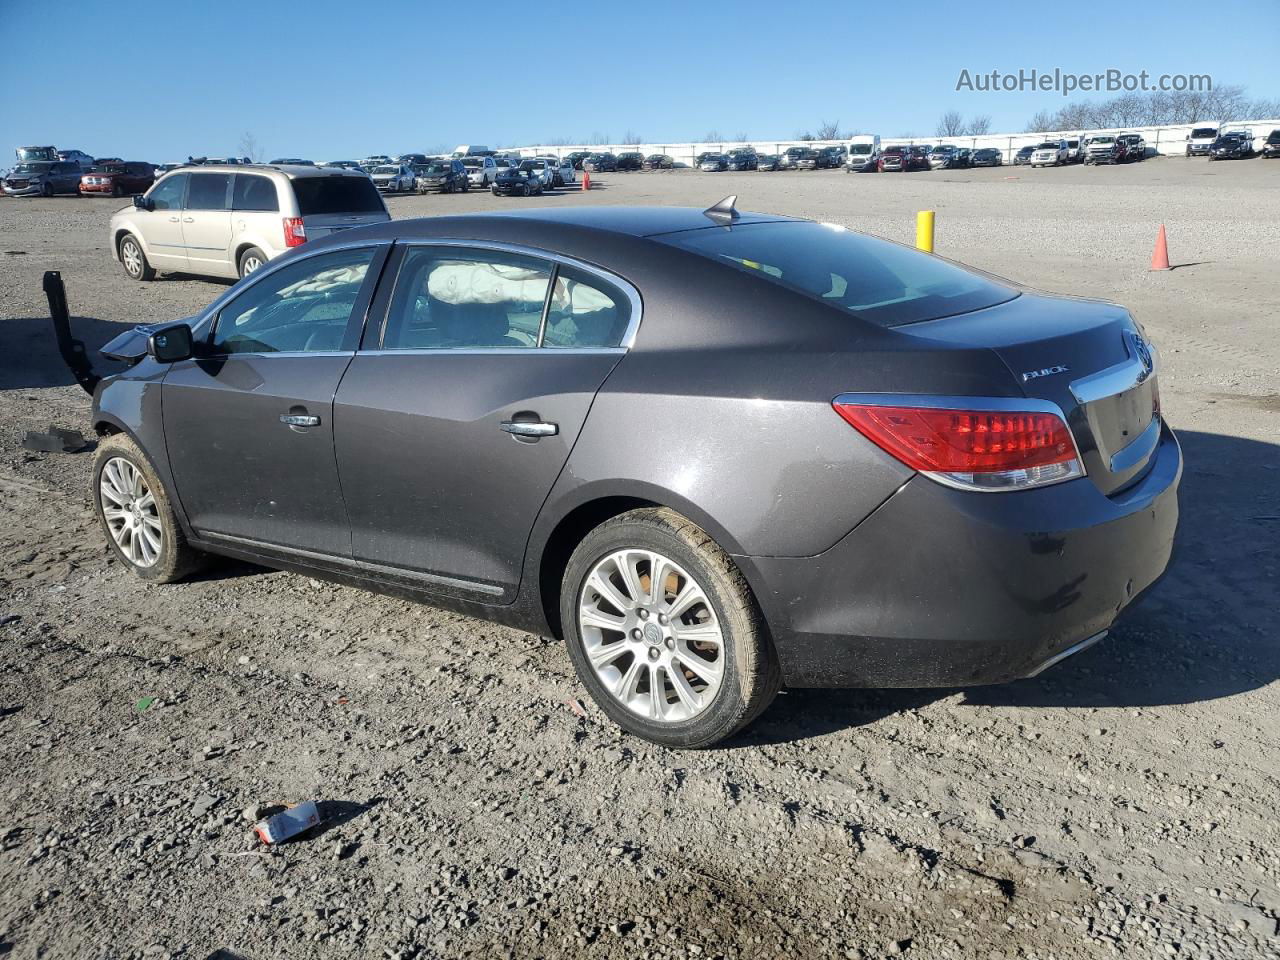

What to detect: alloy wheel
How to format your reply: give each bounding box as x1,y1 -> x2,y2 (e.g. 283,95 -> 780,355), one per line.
241,254 -> 263,275
122,240 -> 143,278
99,457 -> 162,567
578,549 -> 724,723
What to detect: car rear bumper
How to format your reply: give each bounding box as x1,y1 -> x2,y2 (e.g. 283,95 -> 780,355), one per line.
737,423 -> 1182,689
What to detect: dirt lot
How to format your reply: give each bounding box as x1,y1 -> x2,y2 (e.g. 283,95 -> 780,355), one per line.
1,158 -> 1278,960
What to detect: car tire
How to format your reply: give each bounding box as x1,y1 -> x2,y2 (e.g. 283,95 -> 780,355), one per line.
93,433 -> 207,584
119,234 -> 155,282
238,246 -> 267,279
42,182 -> 54,198
111,183 -> 123,198
492,186 -> 500,196
560,507 -> 782,749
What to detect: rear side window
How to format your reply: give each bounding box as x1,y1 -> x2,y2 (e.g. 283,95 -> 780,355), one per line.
656,221 -> 1016,328
186,173 -> 230,210
543,266 -> 630,348
293,176 -> 384,214
381,247 -> 551,350
232,174 -> 279,212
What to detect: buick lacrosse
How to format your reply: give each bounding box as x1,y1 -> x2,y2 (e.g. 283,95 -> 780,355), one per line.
57,198 -> 1181,747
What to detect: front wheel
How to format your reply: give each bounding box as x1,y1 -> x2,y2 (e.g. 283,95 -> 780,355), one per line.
119,234 -> 155,281
93,434 -> 207,583
561,508 -> 781,748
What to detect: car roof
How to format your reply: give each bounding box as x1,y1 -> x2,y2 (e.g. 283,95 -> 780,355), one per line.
162,163 -> 367,179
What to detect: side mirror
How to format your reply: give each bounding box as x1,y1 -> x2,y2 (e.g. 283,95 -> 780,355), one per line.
148,323 -> 194,364
133,194 -> 154,211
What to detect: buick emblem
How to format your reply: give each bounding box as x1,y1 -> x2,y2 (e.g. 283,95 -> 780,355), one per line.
1129,332 -> 1154,374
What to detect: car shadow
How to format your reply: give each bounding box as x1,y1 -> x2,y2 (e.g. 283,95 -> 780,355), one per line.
0,316 -> 132,390
738,427 -> 1280,745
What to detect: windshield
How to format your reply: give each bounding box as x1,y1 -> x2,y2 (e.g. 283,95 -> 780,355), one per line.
850,145 -> 871,155
372,166 -> 398,174
12,163 -> 52,174
1092,137 -> 1115,145
1037,142 -> 1059,149
423,164 -> 449,175
462,159 -> 481,168
291,176 -> 385,215
656,221 -> 1016,328
1191,128 -> 1217,138
703,155 -> 723,161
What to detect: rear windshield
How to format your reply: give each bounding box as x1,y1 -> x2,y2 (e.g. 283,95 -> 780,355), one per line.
655,221 -> 1016,328
291,176 -> 384,215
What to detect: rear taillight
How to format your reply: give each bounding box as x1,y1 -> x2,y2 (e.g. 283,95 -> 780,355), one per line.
833,399 -> 1084,492
282,216 -> 306,247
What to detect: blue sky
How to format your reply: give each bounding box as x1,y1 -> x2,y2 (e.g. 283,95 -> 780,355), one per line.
1,0 -> 1275,160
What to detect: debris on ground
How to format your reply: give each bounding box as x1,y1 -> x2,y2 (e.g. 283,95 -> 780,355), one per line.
254,801 -> 322,844
22,425 -> 89,454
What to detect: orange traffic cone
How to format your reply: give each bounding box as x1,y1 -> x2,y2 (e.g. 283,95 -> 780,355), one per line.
1150,224 -> 1171,271
582,168 -> 590,191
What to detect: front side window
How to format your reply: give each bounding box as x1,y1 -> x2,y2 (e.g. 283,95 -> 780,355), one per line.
381,247 -> 551,350
232,174 -> 279,212
148,174 -> 187,210
211,247 -> 376,354
186,173 -> 230,210
656,221 -> 1016,328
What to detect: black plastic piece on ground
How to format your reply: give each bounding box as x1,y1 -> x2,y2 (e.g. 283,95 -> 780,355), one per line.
44,270 -> 100,395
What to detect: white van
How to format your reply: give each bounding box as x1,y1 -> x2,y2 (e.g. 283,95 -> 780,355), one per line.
845,135 -> 881,172
452,144 -> 493,157
109,165 -> 390,282
1185,123 -> 1219,156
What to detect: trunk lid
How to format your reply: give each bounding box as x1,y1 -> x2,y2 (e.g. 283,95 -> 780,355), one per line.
901,293 -> 1160,496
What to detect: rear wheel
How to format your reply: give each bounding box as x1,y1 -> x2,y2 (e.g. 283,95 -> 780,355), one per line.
42,182 -> 54,198
561,508 -> 781,748
238,246 -> 267,278
119,234 -> 155,281
93,434 -> 206,583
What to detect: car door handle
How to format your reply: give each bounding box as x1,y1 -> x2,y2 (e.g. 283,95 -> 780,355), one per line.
182,216 -> 194,223
501,420 -> 557,437
169,216 -> 180,222
280,414 -> 320,427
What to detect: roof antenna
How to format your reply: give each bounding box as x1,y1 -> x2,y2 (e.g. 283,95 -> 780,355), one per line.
703,195 -> 740,224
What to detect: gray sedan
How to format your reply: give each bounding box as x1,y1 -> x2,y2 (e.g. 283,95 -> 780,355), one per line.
61,200 -> 1181,747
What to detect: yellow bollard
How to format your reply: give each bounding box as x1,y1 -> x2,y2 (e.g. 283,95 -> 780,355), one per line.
916,210 -> 935,253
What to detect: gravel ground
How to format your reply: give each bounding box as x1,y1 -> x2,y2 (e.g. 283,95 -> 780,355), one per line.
1,158 -> 1278,960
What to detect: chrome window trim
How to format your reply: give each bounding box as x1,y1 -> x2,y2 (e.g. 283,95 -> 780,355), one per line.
389,238 -> 643,350
358,347 -> 626,357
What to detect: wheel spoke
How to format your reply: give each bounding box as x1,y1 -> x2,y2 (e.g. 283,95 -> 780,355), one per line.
671,620 -> 721,646
647,664 -> 666,721
649,553 -> 673,606
586,639 -> 627,669
668,664 -> 702,712
675,646 -> 723,683
109,521 -> 130,546
136,491 -> 156,512
582,606 -> 626,634
667,581 -> 707,619
614,658 -> 644,700
588,570 -> 632,616
140,523 -> 162,558
615,551 -> 646,605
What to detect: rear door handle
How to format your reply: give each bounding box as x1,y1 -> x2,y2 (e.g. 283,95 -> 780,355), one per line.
280,414 -> 320,427
501,420 -> 557,438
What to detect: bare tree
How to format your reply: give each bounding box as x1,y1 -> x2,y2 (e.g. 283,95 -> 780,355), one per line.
1026,110 -> 1056,132
936,110 -> 965,137
794,130 -> 815,141
545,136 -> 575,146
588,131 -> 612,146
621,131 -> 643,145
733,131 -> 749,142
704,130 -> 723,143
238,132 -> 262,162
964,115 -> 992,136
815,119 -> 842,140
1024,84 -> 1277,133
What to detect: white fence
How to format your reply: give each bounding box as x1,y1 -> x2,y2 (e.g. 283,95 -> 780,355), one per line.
508,118 -> 1280,167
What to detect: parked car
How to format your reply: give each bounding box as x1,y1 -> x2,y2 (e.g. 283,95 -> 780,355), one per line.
796,149 -> 823,170
552,158 -> 576,186
15,145 -> 59,164
522,159 -> 558,188
319,161 -> 366,171
971,148 -> 1003,167
584,153 -> 618,172
460,156 -> 498,188
1064,139 -> 1083,163
1082,135 -> 1125,165
80,162 -> 155,198
1262,130 -> 1280,158
361,156 -> 394,169
1185,125 -> 1220,157
778,147 -> 808,170
880,146 -> 929,172
1208,133 -> 1253,161
57,149 -> 96,171
415,159 -> 470,193
698,153 -> 728,172
1030,140 -> 1069,167
755,154 -> 781,171
929,145 -> 968,170
397,154 -> 432,168
1117,134 -> 1146,161
108,164 -> 389,281
370,164 -> 416,193
725,149 -> 758,171
616,152 -> 644,171
74,201 -> 1180,748
845,135 -> 881,172
566,151 -> 593,170
269,158 -> 315,166
1013,145 -> 1035,165
491,161 -> 544,196
1220,127 -> 1257,153
643,154 -> 674,170
820,145 -> 846,167
3,161 -> 84,197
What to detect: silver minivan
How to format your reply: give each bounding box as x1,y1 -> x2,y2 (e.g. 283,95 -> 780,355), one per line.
108,164 -> 390,281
